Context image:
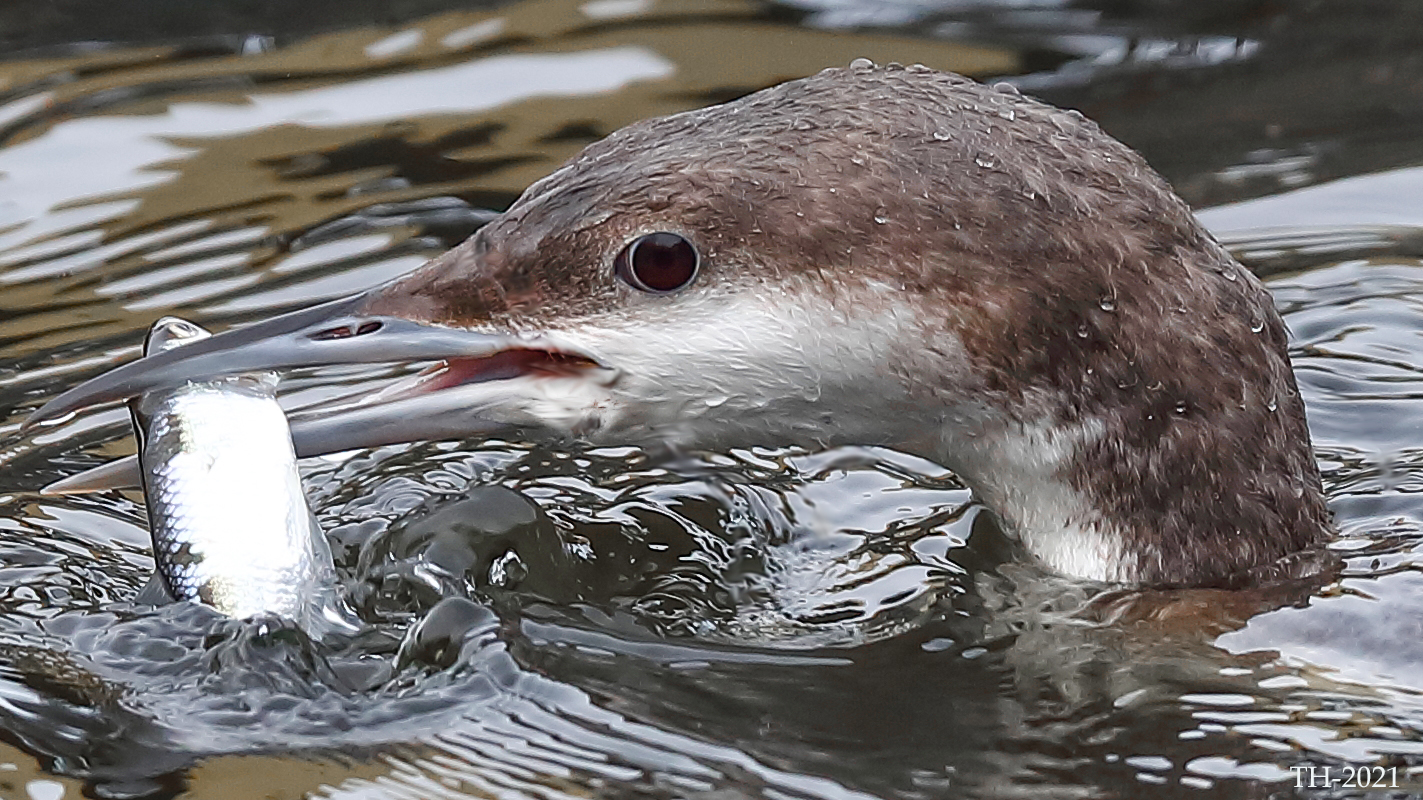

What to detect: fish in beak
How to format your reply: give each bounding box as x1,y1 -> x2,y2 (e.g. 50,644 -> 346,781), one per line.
30,283 -> 617,494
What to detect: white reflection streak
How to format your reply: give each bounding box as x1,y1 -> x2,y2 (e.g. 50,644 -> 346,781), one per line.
98,252 -> 250,296
441,19 -> 507,49
274,234 -> 394,274
204,255 -> 427,314
366,29 -> 426,59
313,663 -> 877,800
0,47 -> 675,264
1198,165 -> 1423,234
0,218 -> 216,286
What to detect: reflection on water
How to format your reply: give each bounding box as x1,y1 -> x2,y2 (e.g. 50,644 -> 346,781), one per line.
4,0 -> 1423,798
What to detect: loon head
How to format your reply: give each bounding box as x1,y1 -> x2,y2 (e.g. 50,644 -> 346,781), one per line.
28,62 -> 1332,588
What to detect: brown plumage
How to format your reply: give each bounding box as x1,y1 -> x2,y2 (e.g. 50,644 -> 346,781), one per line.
32,63 -> 1333,587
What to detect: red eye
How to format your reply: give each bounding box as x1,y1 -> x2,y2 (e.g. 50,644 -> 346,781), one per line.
615,232 -> 699,293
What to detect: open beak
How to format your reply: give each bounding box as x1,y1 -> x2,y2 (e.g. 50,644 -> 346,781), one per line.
28,290 -> 607,494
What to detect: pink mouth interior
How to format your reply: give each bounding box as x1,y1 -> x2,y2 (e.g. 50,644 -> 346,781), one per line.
413,349 -> 598,393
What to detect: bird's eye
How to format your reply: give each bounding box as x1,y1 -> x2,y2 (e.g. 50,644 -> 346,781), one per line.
615,232 -> 699,293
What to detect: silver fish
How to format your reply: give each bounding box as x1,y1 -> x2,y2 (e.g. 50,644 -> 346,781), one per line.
130,317 -> 359,639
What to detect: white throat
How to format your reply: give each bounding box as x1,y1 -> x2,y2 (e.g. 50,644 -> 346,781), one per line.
531,283 -> 1136,583
937,416 -> 1131,583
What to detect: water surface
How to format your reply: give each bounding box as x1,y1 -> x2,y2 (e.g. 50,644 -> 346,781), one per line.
3,1 -> 1423,798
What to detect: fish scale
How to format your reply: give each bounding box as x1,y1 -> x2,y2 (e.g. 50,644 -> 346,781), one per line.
131,317 -> 360,639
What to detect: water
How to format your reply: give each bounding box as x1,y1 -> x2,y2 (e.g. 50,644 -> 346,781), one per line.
3,0 -> 1423,797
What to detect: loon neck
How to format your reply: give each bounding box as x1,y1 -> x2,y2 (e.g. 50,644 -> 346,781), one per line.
919,405 -> 1328,587
937,416 -> 1132,583
891,257 -> 1333,588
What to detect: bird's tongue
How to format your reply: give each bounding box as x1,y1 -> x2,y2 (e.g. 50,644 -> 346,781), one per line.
418,349 -> 601,394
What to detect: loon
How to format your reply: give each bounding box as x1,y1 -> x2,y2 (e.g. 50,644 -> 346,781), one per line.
26,62 -> 1332,589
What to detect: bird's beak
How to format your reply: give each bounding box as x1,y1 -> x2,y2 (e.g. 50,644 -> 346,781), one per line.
28,289 -> 608,494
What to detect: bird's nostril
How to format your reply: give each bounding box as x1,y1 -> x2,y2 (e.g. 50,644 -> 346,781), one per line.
311,320 -> 383,340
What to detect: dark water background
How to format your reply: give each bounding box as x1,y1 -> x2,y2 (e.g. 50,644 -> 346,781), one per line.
3,0 -> 1423,797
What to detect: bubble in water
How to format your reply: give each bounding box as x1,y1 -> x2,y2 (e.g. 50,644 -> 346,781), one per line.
932,129 -> 951,141
1223,270 -> 1238,282
1267,398 -> 1278,412
873,208 -> 889,224
1076,324 -> 1089,338
1175,402 -> 1188,414
396,596 -> 498,670
1099,296 -> 1117,312
974,155 -> 996,168
992,82 -> 1021,96
850,57 -> 876,71
1251,319 -> 1265,333
488,549 -> 527,588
